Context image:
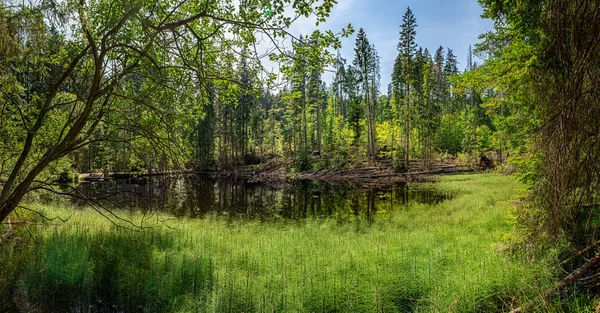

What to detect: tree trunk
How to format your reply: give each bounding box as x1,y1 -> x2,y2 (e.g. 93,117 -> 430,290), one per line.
363,73 -> 373,162
405,86 -> 411,171
370,83 -> 377,163
317,99 -> 322,155
0,203 -> 13,224
302,76 -> 307,154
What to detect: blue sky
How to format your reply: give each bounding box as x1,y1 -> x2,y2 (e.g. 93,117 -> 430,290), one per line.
279,0 -> 494,89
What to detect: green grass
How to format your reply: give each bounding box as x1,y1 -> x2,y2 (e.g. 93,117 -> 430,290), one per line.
0,174 -> 592,312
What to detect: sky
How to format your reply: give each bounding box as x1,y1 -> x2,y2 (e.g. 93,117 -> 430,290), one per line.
261,0 -> 495,89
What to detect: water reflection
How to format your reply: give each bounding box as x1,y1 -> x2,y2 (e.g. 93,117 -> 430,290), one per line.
72,175 -> 452,222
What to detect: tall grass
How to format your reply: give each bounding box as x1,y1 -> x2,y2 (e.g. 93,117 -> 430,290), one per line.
0,174 -> 588,312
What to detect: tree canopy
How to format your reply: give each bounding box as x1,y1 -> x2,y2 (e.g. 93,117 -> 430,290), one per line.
0,0 -> 348,222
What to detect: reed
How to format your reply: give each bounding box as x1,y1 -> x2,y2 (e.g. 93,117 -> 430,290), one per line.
0,174 -> 590,312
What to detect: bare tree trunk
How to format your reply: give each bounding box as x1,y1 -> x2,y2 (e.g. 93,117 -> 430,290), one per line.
405,86 -> 411,171
370,83 -> 377,163
302,76 -> 307,154
317,99 -> 322,155
363,74 -> 374,162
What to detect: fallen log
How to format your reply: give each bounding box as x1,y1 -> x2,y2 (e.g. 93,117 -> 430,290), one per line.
552,239 -> 600,271
401,168 -> 474,176
509,251 -> 600,313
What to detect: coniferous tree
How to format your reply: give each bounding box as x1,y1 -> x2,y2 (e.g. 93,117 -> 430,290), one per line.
420,50 -> 440,168
290,36 -> 309,159
466,45 -> 473,72
237,53 -> 255,163
369,44 -> 381,160
333,52 -> 347,117
444,48 -> 458,108
353,28 -> 375,161
307,64 -> 323,154
433,46 -> 446,106
390,54 -> 404,155
195,82 -> 215,170
345,65 -> 363,153
440,48 -> 461,154
413,47 -> 427,154
397,7 -> 418,171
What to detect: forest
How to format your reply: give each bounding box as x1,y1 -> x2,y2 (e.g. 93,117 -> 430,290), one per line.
1,0 -> 600,312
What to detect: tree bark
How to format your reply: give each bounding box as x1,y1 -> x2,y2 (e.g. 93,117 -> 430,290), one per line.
405,86 -> 411,171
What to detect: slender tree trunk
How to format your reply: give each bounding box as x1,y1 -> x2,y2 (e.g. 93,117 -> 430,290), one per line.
405,86 -> 411,171
471,87 -> 478,165
302,76 -> 307,153
363,73 -> 373,162
370,82 -> 377,163
317,100 -> 322,155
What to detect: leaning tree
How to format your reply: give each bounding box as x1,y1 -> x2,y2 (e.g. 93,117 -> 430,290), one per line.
0,0 -> 347,223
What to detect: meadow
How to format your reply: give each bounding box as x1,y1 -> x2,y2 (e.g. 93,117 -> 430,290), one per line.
0,174 -> 593,312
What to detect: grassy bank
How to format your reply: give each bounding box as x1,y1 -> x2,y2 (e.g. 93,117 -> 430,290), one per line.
0,174 -> 593,312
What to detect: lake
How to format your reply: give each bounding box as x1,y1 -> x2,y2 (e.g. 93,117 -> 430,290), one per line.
71,175 -> 453,221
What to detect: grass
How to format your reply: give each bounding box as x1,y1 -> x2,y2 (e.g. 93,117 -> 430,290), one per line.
0,174 -> 593,312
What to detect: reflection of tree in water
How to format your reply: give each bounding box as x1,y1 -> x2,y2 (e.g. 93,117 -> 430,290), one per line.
72,176 -> 452,222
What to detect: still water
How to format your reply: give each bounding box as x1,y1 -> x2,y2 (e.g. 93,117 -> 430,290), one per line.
71,175 -> 452,222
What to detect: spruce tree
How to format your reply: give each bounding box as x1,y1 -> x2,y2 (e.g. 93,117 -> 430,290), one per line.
466,45 -> 473,72
420,50 -> 439,168
444,48 -> 458,111
433,46 -> 446,106
333,52 -> 347,117
345,65 -> 363,153
307,64 -> 323,154
444,49 -> 458,82
390,54 -> 404,155
237,53 -> 255,162
397,7 -> 418,171
353,28 -> 378,162
368,44 -> 381,160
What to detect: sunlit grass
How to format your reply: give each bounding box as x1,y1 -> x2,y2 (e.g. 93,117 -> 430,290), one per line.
0,174 -> 586,312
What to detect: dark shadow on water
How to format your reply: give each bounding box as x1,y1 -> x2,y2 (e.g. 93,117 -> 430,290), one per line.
68,175 -> 454,223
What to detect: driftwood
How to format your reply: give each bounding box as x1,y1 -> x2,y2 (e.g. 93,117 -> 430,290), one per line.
509,250 -> 600,313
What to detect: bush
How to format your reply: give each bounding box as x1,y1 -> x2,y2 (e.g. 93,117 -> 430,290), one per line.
295,149 -> 311,171
394,147 -> 407,172
57,169 -> 78,184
